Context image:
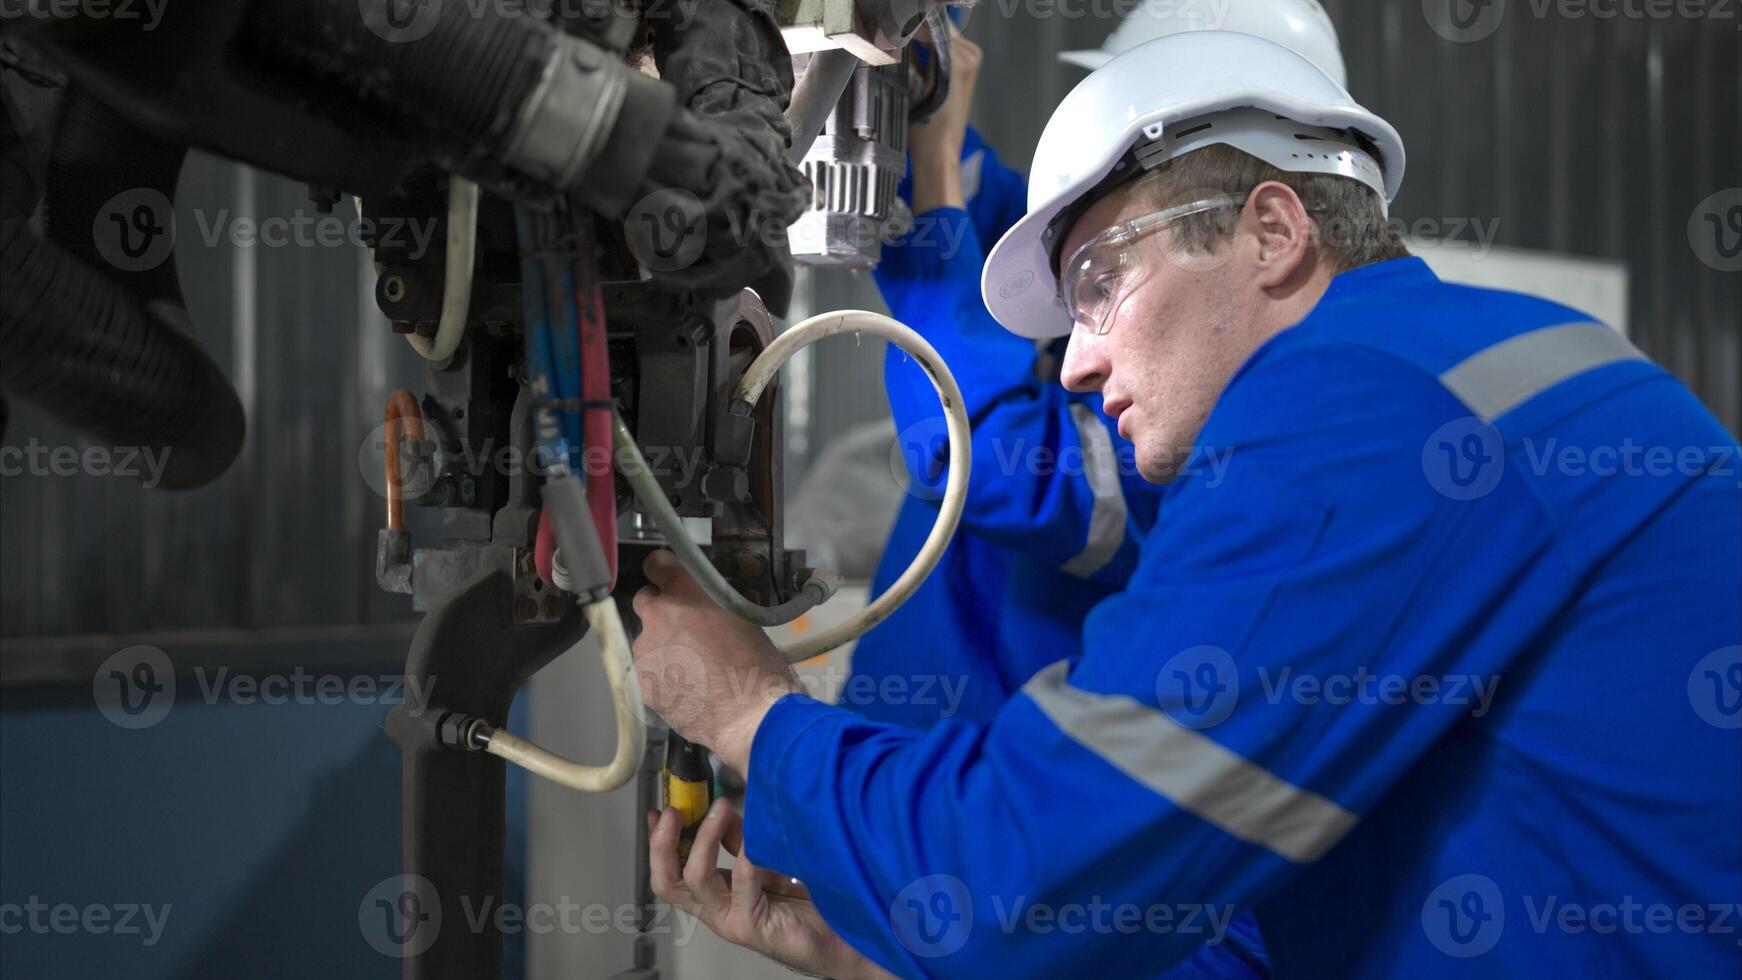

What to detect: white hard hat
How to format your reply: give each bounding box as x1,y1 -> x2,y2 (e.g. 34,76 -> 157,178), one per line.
1058,0 -> 1348,86
983,31 -> 1404,340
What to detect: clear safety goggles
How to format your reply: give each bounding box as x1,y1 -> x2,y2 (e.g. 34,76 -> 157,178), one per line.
1058,194 -> 1248,335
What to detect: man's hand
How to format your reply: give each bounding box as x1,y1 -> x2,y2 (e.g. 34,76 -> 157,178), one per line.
631,550 -> 801,773
908,25 -> 984,215
650,799 -> 896,980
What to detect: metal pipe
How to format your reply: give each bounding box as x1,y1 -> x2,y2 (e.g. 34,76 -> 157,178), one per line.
785,47 -> 861,166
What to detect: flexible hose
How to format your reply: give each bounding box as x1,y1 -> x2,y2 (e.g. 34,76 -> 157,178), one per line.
0,87 -> 245,491
481,597 -> 646,793
404,178 -> 477,362
737,311 -> 970,662
611,310 -> 969,659
612,412 -> 835,627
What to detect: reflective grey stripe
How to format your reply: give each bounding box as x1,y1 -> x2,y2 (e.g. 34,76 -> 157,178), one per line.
1438,321 -> 1645,422
1061,403 -> 1127,578
959,149 -> 984,203
1024,662 -> 1358,863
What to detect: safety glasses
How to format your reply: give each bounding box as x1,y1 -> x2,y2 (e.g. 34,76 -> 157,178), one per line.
1058,194 -> 1248,335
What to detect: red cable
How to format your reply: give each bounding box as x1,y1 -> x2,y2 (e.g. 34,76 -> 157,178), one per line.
574,213 -> 618,587
532,211 -> 617,592
535,508 -> 558,587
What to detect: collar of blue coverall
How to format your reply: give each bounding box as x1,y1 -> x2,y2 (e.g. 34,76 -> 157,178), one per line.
1316,255 -> 1437,305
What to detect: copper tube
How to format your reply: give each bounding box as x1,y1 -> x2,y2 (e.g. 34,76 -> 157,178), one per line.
384,389 -> 426,531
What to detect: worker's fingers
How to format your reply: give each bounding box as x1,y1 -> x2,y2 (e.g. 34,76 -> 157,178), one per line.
631,584 -> 660,619
717,812 -> 806,901
729,829 -> 765,911
681,798 -> 736,918
642,549 -> 686,591
721,806 -> 744,857
647,808 -> 697,914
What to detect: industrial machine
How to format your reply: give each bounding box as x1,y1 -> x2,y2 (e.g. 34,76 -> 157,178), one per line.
0,0 -> 969,975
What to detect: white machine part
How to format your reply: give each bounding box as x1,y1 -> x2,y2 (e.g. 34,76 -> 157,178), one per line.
787,54 -> 912,270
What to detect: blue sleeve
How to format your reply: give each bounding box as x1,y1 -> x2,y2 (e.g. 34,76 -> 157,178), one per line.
744,344 -> 1580,977
873,222 -> 1156,585
875,132 -> 1154,583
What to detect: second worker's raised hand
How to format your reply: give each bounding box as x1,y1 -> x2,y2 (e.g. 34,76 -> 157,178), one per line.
908,25 -> 984,215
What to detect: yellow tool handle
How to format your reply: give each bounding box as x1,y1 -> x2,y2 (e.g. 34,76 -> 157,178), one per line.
661,734 -> 715,862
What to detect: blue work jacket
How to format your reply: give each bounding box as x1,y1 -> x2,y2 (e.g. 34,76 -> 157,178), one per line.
754,255 -> 1742,978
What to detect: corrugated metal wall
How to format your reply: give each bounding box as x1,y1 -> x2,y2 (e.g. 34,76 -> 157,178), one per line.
3,11 -> 1737,645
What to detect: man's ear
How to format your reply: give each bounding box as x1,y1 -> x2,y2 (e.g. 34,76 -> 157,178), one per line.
1245,181 -> 1313,289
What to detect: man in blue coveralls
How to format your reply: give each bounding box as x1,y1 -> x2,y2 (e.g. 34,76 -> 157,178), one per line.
632,29 -> 1742,980
850,5 -> 1352,973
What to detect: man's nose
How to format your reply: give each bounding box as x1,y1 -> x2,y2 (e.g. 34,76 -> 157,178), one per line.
1060,330 -> 1107,393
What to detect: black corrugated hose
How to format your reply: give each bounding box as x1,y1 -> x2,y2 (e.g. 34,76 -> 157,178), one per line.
0,87 -> 244,490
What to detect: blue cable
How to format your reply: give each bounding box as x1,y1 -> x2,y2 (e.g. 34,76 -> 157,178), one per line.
512,206 -> 577,478
545,263 -> 586,472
